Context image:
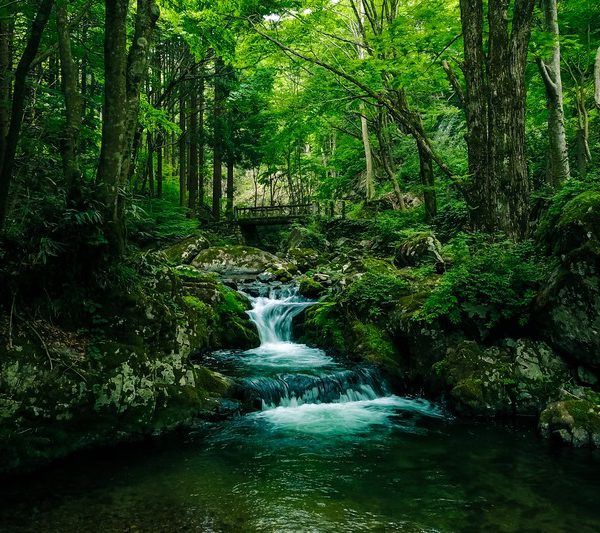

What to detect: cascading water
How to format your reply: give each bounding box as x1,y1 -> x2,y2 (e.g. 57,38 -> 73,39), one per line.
233,285 -> 445,431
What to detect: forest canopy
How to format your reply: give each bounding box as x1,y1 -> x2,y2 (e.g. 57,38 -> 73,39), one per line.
0,0 -> 599,276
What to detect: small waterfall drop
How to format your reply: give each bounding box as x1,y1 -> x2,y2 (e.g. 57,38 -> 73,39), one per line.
245,286 -> 313,345
232,285 -> 445,428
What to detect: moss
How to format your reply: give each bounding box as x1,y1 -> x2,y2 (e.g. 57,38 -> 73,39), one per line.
558,191 -> 600,228
451,378 -> 485,410
298,276 -> 325,298
351,322 -> 400,373
303,302 -> 350,354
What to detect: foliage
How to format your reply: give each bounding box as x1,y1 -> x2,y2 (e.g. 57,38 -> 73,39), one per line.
419,239 -> 551,337
338,271 -> 409,320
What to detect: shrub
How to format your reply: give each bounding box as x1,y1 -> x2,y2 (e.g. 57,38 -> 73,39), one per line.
418,239 -> 550,337
338,271 -> 410,320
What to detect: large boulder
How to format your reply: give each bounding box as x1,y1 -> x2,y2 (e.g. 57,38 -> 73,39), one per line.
191,245 -> 289,277
434,339 -> 570,417
540,389 -> 600,448
164,235 -> 210,264
536,191 -> 600,370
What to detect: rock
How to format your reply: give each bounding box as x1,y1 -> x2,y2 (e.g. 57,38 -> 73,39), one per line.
313,273 -> 332,286
164,235 -> 210,264
286,247 -> 321,272
257,272 -> 275,283
394,231 -> 444,267
191,245 -> 290,277
577,366 -> 598,386
286,226 -> 329,251
298,276 -> 325,298
536,191 -> 600,370
434,339 -> 569,417
539,390 -> 600,448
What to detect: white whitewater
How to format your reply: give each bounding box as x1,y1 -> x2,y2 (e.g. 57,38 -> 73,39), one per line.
236,286 -> 445,435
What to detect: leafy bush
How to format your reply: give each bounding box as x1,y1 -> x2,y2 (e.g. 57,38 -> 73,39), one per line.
418,239 -> 551,337
338,271 -> 410,320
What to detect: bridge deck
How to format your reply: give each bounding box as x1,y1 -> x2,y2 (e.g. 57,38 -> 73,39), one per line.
234,204 -> 314,226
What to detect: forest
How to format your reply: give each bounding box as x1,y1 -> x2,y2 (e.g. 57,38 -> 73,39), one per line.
0,0 -> 600,531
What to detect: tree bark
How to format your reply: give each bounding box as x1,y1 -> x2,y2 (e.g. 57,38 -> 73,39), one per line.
538,0 -> 570,187
226,157 -> 234,220
96,0 -> 159,255
0,0 -> 55,232
56,0 -> 83,198
188,64 -> 199,214
156,133 -> 163,198
212,57 -> 225,220
179,87 -> 187,206
459,0 -> 534,239
595,46 -> 600,113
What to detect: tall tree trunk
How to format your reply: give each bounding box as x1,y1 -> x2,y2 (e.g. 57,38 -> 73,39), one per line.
594,45 -> 600,113
188,64 -> 198,214
575,85 -> 591,177
226,157 -> 234,220
156,133 -> 163,198
198,70 -> 205,208
178,88 -> 186,206
537,0 -> 570,187
56,0 -> 83,199
418,143 -> 436,220
96,0 -> 159,255
0,16 -> 13,148
212,57 -> 225,220
147,133 -> 154,197
0,0 -> 55,232
459,0 -> 534,239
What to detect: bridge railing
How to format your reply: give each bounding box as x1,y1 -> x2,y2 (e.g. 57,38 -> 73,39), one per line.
234,204 -> 315,221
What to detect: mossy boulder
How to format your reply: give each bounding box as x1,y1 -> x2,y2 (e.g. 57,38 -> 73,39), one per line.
286,247 -> 321,272
536,241 -> 600,371
192,245 -> 290,277
540,389 -> 600,448
164,235 -> 210,264
298,276 -> 326,298
434,339 -> 569,417
552,191 -> 600,255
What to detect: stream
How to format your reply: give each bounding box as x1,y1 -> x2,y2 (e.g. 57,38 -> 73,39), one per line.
1,286 -> 600,532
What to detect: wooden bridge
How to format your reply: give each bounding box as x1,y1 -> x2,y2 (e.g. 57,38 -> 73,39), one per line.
233,204 -> 317,226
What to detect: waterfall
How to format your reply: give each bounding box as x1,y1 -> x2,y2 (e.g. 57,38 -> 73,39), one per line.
245,286 -> 314,345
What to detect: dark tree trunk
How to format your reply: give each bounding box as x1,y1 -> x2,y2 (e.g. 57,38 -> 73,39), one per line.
179,88 -> 187,206
188,63 -> 199,214
226,157 -> 234,220
156,133 -> 163,198
198,71 -> 205,208
96,0 -> 159,255
212,57 -> 225,220
0,0 -> 55,232
56,0 -> 83,199
459,0 -> 534,239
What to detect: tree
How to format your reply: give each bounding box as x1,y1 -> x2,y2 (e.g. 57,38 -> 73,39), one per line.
459,0 -> 535,239
0,0 -> 56,232
537,0 -> 570,187
96,0 -> 159,255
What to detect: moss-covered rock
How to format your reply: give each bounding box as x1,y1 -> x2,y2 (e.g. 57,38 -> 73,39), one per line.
164,235 -> 210,264
298,276 -> 326,298
540,390 -> 600,448
0,255 -> 258,474
394,231 -> 444,268
286,247 -> 322,272
191,245 -> 291,277
434,339 -> 569,417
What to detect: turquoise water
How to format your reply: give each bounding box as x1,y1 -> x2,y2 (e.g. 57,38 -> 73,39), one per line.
1,288 -> 599,532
